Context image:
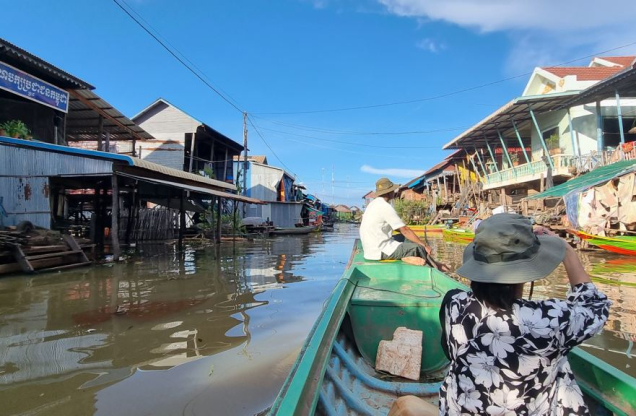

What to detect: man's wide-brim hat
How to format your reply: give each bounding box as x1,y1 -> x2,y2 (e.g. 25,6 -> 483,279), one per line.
457,213 -> 566,284
375,177 -> 399,197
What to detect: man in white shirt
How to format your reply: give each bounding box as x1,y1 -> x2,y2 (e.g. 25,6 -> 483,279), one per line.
360,178 -> 433,263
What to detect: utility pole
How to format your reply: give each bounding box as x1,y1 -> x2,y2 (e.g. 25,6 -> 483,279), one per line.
331,164 -> 335,205
242,112 -> 248,217
321,168 -> 325,201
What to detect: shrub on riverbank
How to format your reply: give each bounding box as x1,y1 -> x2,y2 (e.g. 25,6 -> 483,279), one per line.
393,200 -> 430,225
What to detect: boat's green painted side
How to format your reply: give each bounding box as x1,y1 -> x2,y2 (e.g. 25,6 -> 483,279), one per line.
442,228 -> 474,243
569,348 -> 636,416
572,229 -> 636,256
269,240 -> 636,415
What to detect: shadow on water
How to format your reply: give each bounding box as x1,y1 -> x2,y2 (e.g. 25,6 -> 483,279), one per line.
0,226 -> 634,415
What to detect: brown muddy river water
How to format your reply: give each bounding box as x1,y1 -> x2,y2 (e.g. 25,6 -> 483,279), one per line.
0,224 -> 635,416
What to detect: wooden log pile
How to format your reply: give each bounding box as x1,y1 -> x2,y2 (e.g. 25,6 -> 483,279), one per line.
0,229 -> 93,276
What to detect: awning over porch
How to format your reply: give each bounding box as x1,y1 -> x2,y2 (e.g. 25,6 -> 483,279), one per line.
526,159 -> 636,200
443,91 -> 580,149
115,172 -> 265,204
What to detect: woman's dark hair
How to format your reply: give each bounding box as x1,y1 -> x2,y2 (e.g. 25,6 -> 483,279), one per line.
471,281 -> 520,310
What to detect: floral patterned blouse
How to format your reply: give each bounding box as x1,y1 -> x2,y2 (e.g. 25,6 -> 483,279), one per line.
439,283 -> 611,415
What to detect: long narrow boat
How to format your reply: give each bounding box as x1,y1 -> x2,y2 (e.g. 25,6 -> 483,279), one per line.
392,224 -> 445,238
407,224 -> 445,234
442,227 -> 475,243
269,241 -> 636,415
571,229 -> 636,256
271,225 -> 317,236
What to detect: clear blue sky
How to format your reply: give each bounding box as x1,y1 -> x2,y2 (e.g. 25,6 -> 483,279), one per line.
3,0 -> 635,206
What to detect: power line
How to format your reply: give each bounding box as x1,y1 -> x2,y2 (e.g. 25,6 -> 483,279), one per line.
112,0 -> 243,113
253,115 -> 469,136
269,134 -> 429,160
246,115 -> 298,177
257,126 -> 448,149
252,40 -> 636,115
113,0 -> 298,184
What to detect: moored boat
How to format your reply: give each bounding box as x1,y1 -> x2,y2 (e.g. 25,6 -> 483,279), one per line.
571,229 -> 636,256
269,241 -> 636,415
442,227 -> 474,243
270,225 -> 317,235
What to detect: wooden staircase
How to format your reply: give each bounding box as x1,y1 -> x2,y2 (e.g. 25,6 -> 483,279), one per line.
11,235 -> 92,274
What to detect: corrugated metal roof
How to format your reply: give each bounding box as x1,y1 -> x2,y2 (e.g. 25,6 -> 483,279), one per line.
526,159 -> 636,200
0,136 -> 236,191
0,37 -> 93,89
66,89 -> 156,142
128,158 -> 235,190
406,176 -> 426,190
117,173 -> 263,204
443,91 -> 580,150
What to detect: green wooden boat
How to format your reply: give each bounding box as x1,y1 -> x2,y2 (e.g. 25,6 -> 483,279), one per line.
269,241 -> 636,416
571,229 -> 636,256
442,227 -> 475,243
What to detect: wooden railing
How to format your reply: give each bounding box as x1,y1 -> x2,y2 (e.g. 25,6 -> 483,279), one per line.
484,147 -> 636,187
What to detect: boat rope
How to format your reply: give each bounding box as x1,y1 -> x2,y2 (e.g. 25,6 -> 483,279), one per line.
343,278 -> 442,299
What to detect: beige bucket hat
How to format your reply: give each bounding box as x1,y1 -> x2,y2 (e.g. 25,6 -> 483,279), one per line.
457,213 -> 566,284
375,177 -> 399,197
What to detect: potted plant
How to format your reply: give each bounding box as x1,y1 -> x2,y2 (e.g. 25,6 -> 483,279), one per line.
0,120 -> 31,139
545,133 -> 561,155
509,152 -> 520,167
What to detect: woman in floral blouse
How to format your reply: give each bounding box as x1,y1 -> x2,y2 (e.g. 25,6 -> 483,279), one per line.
438,213 -> 611,415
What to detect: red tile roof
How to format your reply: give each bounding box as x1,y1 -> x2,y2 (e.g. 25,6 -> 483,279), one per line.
541,66 -> 624,81
597,56 -> 636,67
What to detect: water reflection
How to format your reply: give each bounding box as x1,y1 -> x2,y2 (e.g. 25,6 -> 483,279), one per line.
0,227 -> 357,415
0,227 -> 634,416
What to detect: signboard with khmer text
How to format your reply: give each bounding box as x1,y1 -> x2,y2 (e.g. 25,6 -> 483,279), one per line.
0,60 -> 69,113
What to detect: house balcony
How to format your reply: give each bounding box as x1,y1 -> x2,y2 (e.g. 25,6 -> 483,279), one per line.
482,145 -> 636,190
482,154 -> 578,190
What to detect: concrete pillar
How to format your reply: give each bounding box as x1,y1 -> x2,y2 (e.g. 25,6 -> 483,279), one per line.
596,101 -> 604,153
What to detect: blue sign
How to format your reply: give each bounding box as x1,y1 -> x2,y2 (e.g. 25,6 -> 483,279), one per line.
0,60 -> 69,113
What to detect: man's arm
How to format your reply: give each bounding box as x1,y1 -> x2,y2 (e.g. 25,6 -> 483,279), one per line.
398,226 -> 432,254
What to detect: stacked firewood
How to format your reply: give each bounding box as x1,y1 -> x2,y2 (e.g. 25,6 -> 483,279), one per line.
0,230 -> 28,249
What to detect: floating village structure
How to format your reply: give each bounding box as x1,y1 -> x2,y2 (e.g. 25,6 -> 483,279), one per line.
443,56 -> 636,208
0,38 -> 261,274
232,155 -> 305,228
398,55 -> 636,231
132,98 -> 243,181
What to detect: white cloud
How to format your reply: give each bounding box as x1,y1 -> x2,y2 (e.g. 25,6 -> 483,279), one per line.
377,0 -> 636,72
361,164 -> 425,178
416,38 -> 446,53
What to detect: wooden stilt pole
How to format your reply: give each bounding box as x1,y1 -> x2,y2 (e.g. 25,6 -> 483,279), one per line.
111,175 -> 121,260
179,191 -> 185,250
216,197 -> 222,244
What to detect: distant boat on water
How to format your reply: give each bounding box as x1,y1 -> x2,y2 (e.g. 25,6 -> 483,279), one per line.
270,225 -> 317,235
